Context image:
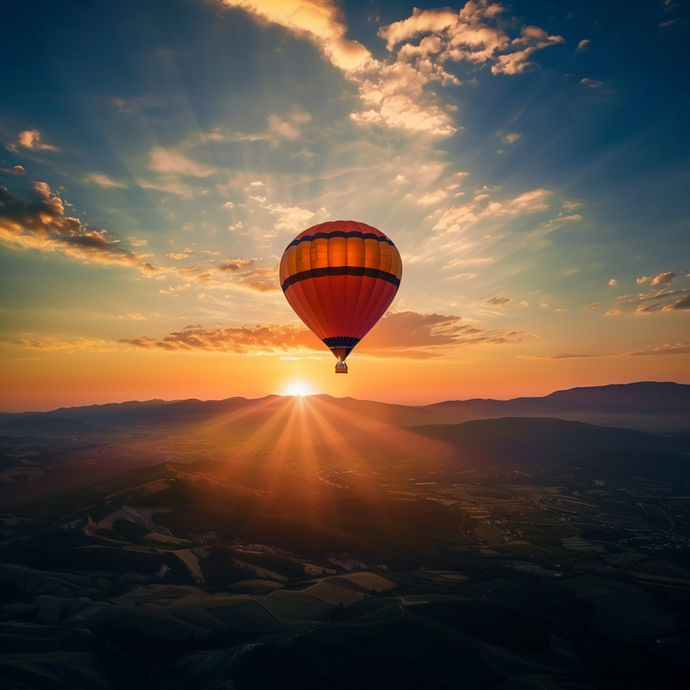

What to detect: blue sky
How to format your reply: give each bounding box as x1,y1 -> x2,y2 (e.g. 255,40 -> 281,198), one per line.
1,0 -> 688,408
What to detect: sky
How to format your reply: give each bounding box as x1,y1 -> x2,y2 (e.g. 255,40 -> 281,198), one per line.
1,0 -> 689,411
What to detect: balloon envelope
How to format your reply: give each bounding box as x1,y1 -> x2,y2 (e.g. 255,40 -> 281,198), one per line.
280,220 -> 402,370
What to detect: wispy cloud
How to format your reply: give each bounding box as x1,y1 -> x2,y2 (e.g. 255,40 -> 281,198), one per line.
147,146 -> 218,177
433,187 -> 552,233
10,337 -> 114,352
483,296 -> 511,307
520,342 -> 690,360
137,178 -> 195,199
84,173 -> 126,188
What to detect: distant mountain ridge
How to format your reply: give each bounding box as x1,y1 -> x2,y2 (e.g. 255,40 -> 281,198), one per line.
1,381 -> 688,437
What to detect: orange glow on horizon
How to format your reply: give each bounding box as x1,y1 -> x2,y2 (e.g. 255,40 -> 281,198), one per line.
1,342 -> 688,412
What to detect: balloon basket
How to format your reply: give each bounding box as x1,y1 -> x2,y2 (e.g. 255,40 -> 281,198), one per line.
335,361 -> 348,374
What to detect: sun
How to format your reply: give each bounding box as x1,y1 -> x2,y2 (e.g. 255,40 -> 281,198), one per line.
283,382 -> 314,397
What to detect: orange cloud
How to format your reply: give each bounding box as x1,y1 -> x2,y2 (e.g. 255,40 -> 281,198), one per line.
0,182 -> 159,273
11,338 -> 114,352
121,324 -> 319,354
12,129 -> 61,152
120,310 -> 533,359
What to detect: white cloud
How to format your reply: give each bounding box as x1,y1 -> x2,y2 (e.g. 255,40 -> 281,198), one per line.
265,203 -> 315,232
418,189 -> 448,204
84,173 -> 126,188
504,188 -> 552,213
147,146 -> 218,177
138,178 -> 195,199
579,78 -> 603,89
433,202 -> 478,233
576,39 -> 591,52
220,1 -> 563,138
433,188 -> 552,233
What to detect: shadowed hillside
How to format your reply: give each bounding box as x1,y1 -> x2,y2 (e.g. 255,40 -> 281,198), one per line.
1,384 -> 689,689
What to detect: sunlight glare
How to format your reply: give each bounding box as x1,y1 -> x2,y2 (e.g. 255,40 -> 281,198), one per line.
283,382 -> 314,397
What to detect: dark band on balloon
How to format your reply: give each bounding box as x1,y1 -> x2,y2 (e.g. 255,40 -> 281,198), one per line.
281,266 -> 401,291
285,231 -> 394,249
322,336 -> 361,349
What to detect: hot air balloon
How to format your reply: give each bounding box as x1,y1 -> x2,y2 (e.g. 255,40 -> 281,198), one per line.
280,220 -> 402,373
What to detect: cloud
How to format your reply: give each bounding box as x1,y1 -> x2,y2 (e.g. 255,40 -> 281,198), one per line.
117,313 -> 147,320
265,203 -> 315,232
147,146 -> 218,177
10,129 -> 61,152
121,323 -> 319,354
484,296 -> 511,307
112,95 -> 163,114
360,310 -> 534,357
235,265 -> 280,292
433,202 -> 478,232
651,271 -> 675,286
623,342 -> 690,356
0,165 -> 27,176
636,271 -> 675,286
166,248 -> 194,260
137,178 -> 194,199
227,107 -> 314,146
12,337 -> 114,352
0,182 -> 159,273
605,287 -> 690,315
608,279 -> 617,286
504,133 -> 521,144
218,0 -> 370,72
445,256 -> 495,267
418,189 -> 448,204
220,1 -> 562,138
579,78 -> 603,89
520,342 -> 690,360
84,173 -> 126,188
576,39 -> 591,52
350,61 -> 459,137
588,302 -> 600,310
433,187 -> 552,232
379,4 -> 563,76
121,310 -> 534,359
504,188 -> 552,213
663,294 -> 690,311
217,257 -> 258,272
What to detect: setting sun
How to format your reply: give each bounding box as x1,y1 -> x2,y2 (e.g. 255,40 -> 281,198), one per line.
283,382 -> 314,397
